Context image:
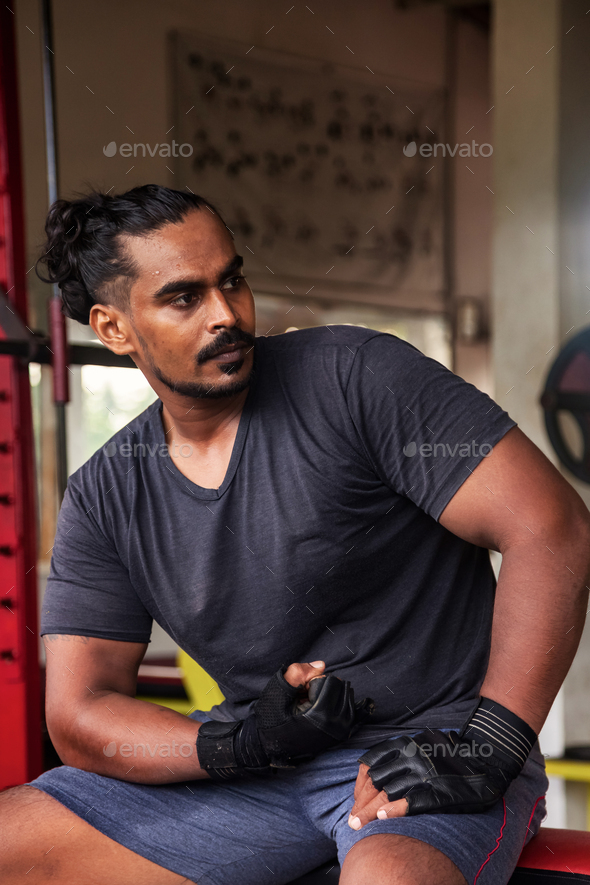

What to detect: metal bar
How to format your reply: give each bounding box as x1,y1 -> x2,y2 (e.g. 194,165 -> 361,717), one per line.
67,343 -> 136,368
0,338 -> 136,369
40,0 -> 57,208
0,340 -> 41,359
545,759 -> 590,783
395,0 -> 489,8
40,0 -> 69,500
443,6 -> 457,372
48,292 -> 69,401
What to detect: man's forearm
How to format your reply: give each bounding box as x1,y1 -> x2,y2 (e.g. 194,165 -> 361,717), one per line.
479,522 -> 590,734
54,690 -> 209,784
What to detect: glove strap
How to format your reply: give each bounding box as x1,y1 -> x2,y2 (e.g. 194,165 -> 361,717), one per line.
196,717 -> 270,781
234,715 -> 271,770
461,696 -> 537,770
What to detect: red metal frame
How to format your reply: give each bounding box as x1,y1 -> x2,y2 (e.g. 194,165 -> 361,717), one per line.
0,4 -> 43,788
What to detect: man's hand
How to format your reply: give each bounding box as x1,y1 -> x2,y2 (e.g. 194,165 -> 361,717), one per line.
197,660 -> 375,780
348,697 -> 536,827
348,758 -> 408,829
348,731 -> 509,830
283,660 -> 327,695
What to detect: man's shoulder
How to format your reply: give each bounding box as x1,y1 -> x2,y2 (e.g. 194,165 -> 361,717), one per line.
258,325 -> 403,363
257,326 -> 423,390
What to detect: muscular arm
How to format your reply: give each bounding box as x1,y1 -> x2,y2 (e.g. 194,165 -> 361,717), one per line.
349,425 -> 590,828
44,634 -> 208,784
44,634 -> 326,785
438,425 -> 590,733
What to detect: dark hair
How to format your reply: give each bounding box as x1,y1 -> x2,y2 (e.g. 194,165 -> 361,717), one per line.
36,184 -> 226,324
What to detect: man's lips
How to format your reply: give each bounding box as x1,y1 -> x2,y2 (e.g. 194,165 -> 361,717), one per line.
210,344 -> 246,362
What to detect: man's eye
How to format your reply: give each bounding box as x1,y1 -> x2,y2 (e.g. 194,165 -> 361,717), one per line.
222,275 -> 245,290
172,293 -> 195,306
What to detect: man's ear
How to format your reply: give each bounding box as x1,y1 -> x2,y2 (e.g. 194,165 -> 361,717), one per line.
89,303 -> 137,356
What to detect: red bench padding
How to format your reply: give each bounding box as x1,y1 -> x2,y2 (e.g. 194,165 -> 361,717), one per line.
517,828 -> 590,874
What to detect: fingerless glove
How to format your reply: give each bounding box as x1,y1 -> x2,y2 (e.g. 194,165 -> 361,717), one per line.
198,665 -> 374,781
358,696 -> 536,815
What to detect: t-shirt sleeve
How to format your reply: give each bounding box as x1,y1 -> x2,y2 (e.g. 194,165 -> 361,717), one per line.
40,478 -> 153,642
345,333 -> 517,521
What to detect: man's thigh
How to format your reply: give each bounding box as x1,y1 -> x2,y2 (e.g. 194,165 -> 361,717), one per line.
0,786 -> 189,885
340,833 -> 466,885
20,764 -> 337,884
298,742 -> 549,885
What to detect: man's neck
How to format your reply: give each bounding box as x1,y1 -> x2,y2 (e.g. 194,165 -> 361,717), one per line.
159,386 -> 250,447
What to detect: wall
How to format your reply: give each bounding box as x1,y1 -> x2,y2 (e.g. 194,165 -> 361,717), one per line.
453,13 -> 494,395
14,0 -> 451,330
492,0 -> 561,450
558,0 -> 590,752
12,1 -> 494,661
492,0 -> 590,826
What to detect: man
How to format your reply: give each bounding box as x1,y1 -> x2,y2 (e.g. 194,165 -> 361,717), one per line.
1,184 -> 589,885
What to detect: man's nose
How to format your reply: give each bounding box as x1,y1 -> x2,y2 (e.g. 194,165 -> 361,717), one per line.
204,288 -> 239,331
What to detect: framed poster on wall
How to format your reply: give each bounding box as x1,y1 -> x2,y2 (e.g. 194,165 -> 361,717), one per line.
170,31 -> 446,313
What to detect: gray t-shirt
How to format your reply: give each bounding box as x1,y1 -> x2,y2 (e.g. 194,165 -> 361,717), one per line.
41,326 -> 516,748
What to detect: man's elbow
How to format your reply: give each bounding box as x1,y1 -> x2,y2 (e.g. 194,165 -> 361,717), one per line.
550,493 -> 590,589
573,508 -> 590,589
503,485 -> 590,597
46,705 -> 93,770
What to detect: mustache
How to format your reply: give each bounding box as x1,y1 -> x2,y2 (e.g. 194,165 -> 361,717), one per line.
197,328 -> 256,365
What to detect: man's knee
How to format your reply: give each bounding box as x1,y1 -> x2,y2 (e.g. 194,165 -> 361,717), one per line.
0,783 -> 190,885
0,786 -> 60,878
340,833 -> 467,885
0,784 -> 53,838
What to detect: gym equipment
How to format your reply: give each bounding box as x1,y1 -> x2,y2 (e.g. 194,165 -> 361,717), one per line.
0,3 -> 43,790
0,1 -> 135,792
40,0 -> 70,502
541,326 -> 590,484
135,648 -> 225,714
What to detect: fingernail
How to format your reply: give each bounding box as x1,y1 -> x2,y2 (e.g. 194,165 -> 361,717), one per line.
348,816 -> 361,830
377,809 -> 388,820
310,660 -> 325,668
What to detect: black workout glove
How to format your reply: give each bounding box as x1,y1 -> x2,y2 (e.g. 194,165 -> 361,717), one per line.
197,665 -> 375,781
358,697 -> 537,815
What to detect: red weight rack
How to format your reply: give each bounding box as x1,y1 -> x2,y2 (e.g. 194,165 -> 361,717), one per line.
0,4 -> 43,789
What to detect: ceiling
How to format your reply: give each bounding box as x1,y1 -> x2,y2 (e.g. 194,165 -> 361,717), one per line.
393,0 -> 491,32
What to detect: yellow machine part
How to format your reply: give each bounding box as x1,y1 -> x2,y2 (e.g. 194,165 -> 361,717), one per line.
136,649 -> 225,716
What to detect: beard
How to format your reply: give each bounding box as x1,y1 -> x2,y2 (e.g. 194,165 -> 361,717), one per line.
136,327 -> 256,399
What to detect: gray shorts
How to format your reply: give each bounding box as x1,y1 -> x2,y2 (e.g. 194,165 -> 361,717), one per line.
28,713 -> 548,885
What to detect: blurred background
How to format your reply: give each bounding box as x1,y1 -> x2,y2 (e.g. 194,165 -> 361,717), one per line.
2,0 -> 590,832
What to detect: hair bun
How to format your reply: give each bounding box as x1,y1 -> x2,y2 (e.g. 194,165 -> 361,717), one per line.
37,197 -> 99,324
36,185 -> 222,325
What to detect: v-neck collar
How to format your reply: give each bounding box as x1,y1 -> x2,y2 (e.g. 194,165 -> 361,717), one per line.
152,342 -> 261,501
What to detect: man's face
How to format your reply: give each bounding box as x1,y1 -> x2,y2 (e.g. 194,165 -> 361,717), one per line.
113,209 -> 256,399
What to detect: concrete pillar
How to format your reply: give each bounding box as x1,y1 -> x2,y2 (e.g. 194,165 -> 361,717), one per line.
558,0 -> 590,501
452,13 -> 494,397
492,0 -> 590,825
492,0 -> 561,452
557,0 -> 590,769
